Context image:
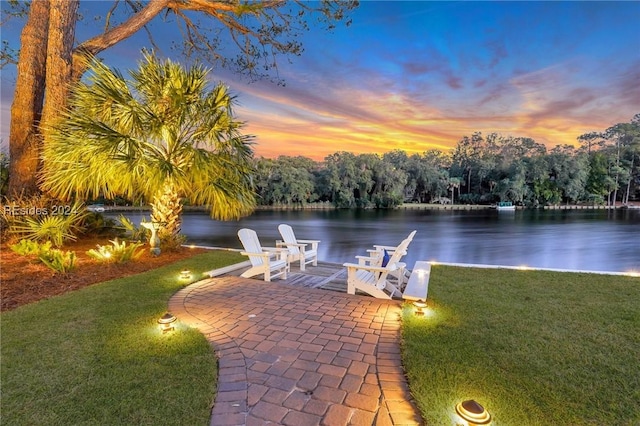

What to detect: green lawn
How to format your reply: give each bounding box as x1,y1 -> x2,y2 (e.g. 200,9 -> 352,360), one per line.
1,250 -> 244,426
401,266 -> 640,426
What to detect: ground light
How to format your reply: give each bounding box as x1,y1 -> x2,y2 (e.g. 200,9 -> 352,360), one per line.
180,269 -> 192,280
157,312 -> 177,333
414,299 -> 427,316
455,399 -> 491,425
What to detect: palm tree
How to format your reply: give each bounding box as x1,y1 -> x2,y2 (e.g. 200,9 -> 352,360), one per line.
448,177 -> 461,204
40,53 -> 256,239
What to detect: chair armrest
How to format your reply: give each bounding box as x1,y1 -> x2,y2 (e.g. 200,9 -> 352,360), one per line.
343,262 -> 397,273
356,255 -> 379,266
372,245 -> 399,251
286,242 -> 307,248
262,246 -> 288,252
296,239 -> 318,250
261,247 -> 289,261
240,251 -> 271,259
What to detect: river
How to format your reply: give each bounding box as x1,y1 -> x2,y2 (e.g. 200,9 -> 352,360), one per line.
108,208 -> 640,274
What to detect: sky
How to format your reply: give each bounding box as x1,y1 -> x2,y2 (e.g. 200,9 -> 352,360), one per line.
1,1 -> 639,160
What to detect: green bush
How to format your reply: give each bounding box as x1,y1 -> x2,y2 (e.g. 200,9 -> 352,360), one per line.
160,233 -> 187,252
116,215 -> 148,242
4,198 -> 88,246
0,151 -> 8,196
10,238 -> 76,274
86,239 -> 144,264
9,239 -> 52,257
11,215 -> 79,247
38,249 -> 77,274
82,212 -> 118,236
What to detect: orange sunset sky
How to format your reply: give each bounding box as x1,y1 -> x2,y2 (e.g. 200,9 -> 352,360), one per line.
2,1 -> 639,161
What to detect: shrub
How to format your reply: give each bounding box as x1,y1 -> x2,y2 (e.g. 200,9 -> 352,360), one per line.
0,151 -> 8,196
9,239 -> 53,257
160,233 -> 187,252
86,239 -> 144,264
82,212 -> 118,236
116,215 -> 148,242
4,198 -> 88,246
39,249 -> 77,274
10,215 -> 79,247
10,238 -> 77,273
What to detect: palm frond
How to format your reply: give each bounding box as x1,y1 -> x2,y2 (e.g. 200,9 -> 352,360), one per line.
41,52 -> 257,221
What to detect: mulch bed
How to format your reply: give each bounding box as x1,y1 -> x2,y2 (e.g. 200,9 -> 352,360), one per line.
1,237 -> 207,312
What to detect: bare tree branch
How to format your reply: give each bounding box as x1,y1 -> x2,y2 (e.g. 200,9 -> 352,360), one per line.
72,0 -> 170,78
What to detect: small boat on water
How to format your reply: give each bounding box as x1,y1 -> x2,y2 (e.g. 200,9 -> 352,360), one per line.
495,201 -> 516,211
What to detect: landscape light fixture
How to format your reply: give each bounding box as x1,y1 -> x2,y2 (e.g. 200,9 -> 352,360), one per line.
180,269 -> 192,280
413,299 -> 427,316
157,312 -> 177,333
455,399 -> 491,425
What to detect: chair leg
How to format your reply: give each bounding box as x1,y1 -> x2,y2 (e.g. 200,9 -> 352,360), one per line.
347,278 -> 356,295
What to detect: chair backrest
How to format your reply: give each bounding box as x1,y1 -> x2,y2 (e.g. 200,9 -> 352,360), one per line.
385,231 -> 416,268
238,228 -> 264,267
278,224 -> 300,256
375,230 -> 417,268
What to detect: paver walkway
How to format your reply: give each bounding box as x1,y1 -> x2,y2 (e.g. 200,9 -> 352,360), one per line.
169,276 -> 423,426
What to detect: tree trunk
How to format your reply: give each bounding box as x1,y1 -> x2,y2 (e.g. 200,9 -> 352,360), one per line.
41,1 -> 79,144
8,0 -> 50,197
8,0 -> 168,199
150,181 -> 183,238
612,141 -> 620,207
624,155 -> 634,204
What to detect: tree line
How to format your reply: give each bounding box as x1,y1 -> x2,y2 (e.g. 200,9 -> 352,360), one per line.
253,114 -> 640,208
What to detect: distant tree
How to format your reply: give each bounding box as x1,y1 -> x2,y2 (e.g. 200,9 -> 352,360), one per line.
451,132 -> 501,199
585,152 -> 612,205
40,54 -> 255,239
399,150 -> 449,203
324,152 -> 359,208
547,145 -> 589,205
254,156 -> 318,206
448,177 -> 461,204
603,118 -> 640,205
371,155 -> 406,208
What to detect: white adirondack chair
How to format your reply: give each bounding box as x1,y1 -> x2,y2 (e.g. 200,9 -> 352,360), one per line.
238,228 -> 289,282
343,259 -> 401,300
277,224 -> 320,271
359,230 -> 417,289
343,235 -> 413,299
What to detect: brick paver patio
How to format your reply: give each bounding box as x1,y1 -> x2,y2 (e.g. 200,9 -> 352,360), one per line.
169,276 -> 423,426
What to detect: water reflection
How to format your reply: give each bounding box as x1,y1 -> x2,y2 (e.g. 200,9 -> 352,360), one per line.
108,209 -> 640,273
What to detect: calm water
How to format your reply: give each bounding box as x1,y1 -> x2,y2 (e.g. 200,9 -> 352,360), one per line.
109,209 -> 640,273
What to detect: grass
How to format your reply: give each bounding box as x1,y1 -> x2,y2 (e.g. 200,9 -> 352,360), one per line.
401,266 -> 640,426
0,250 -> 244,426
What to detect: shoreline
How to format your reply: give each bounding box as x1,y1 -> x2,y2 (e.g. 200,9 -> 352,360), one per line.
99,202 -> 637,212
